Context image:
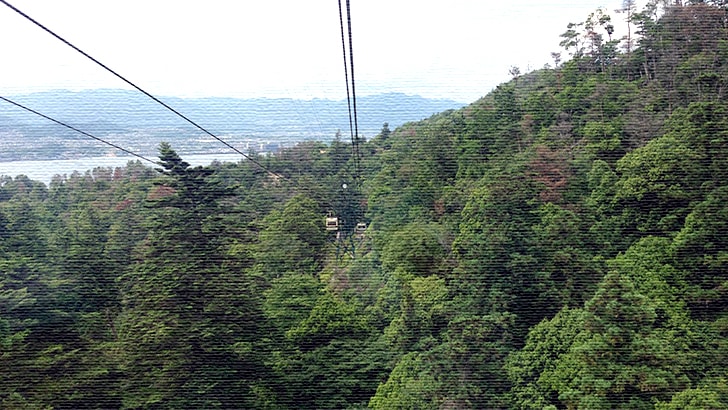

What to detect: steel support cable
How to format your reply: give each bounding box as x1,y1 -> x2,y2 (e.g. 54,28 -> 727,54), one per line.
0,0 -> 288,181
345,0 -> 361,183
0,95 -> 158,165
1,94 -> 334,219
337,0 -> 355,150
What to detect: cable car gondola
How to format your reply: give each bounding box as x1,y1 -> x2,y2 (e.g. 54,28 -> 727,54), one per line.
326,214 -> 339,231
355,222 -> 366,238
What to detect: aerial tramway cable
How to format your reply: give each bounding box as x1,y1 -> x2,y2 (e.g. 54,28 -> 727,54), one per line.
337,0 -> 356,155
333,0 -> 367,259
0,0 -> 287,182
345,0 -> 361,184
0,95 -> 158,165
338,0 -> 361,185
1,0 -> 363,226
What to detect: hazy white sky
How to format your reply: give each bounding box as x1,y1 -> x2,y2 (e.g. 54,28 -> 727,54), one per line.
1,0 -> 635,104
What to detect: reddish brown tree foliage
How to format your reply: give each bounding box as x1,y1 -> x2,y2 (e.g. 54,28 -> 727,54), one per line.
146,185 -> 175,201
529,145 -> 573,203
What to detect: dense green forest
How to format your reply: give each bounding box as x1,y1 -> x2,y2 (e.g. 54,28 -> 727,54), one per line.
3,1 -> 728,408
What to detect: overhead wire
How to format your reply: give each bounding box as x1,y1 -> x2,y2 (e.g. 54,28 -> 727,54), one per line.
334,0 -> 367,248
1,0 -> 368,245
2,92 -> 330,206
338,0 -> 362,189
0,0 -> 288,182
2,0 -> 366,200
337,0 -> 356,151
345,0 -> 362,181
0,95 -> 158,166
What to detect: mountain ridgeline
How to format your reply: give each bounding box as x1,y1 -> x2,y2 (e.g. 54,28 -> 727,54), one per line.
2,2 -> 728,409
0,90 -> 462,161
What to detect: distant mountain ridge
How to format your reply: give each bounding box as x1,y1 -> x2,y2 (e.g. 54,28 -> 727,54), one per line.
1,89 -> 462,136
0,89 -> 462,161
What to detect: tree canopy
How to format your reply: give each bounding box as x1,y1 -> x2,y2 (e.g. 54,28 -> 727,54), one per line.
3,2 -> 728,408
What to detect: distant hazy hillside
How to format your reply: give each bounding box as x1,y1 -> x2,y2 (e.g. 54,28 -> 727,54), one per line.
0,89 -> 461,161
0,89 -> 462,137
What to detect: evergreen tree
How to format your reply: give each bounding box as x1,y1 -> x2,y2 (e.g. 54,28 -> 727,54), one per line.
117,143 -> 267,408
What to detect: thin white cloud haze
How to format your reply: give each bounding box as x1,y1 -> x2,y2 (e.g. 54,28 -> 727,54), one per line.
1,0 -> 638,104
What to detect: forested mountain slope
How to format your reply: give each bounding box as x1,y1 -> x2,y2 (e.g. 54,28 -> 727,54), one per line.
2,1 -> 728,409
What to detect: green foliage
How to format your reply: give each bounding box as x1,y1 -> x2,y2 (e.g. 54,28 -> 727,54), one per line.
381,222 -> 446,278
5,4 -> 728,407
287,289 -> 370,346
615,134 -> 704,232
117,144 -> 266,408
507,308 -> 588,409
369,351 -> 440,409
656,380 -> 728,410
515,237 -> 706,409
672,185 -> 728,319
255,194 -> 328,277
